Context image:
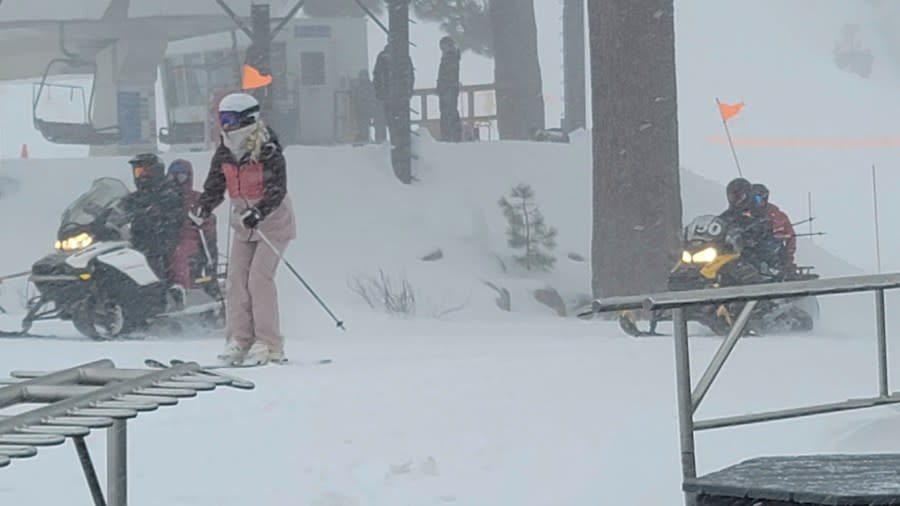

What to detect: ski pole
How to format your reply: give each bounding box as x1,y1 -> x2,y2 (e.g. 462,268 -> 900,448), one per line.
196,227 -> 215,275
0,270 -> 30,284
255,230 -> 346,331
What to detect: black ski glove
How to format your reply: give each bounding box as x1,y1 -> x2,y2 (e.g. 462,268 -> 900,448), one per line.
241,207 -> 262,229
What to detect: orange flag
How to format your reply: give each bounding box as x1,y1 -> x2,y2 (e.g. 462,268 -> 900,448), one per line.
718,101 -> 744,121
242,64 -> 273,90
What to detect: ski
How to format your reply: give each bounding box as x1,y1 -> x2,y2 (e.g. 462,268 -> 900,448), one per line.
169,358 -> 333,369
0,331 -> 72,340
143,358 -> 255,390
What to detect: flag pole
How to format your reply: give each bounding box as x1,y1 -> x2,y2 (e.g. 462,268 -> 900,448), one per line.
716,97 -> 743,178
872,164 -> 882,273
807,192 -> 813,239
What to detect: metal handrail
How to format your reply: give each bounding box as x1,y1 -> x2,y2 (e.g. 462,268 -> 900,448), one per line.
589,272 -> 900,506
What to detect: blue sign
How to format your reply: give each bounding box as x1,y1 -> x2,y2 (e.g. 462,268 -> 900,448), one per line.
294,25 -> 331,38
117,91 -> 142,145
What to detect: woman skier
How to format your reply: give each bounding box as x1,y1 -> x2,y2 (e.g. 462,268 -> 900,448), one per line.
191,92 -> 297,366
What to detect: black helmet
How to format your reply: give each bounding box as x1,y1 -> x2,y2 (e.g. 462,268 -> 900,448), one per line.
726,177 -> 752,209
128,153 -> 165,189
750,183 -> 769,207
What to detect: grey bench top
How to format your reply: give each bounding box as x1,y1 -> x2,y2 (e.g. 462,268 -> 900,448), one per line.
683,455 -> 900,505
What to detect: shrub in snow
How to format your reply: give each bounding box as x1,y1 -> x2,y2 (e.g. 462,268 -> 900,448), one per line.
498,183 -> 558,272
349,269 -> 416,317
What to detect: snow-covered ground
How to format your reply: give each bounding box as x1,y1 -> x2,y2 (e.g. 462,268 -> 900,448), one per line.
3,1 -> 900,505
0,132 -> 897,506
2,313 -> 900,506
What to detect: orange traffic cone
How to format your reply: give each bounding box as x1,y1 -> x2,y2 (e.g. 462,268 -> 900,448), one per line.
20,144 -> 28,159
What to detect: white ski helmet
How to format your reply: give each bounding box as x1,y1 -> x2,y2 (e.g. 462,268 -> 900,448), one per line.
218,92 -> 261,130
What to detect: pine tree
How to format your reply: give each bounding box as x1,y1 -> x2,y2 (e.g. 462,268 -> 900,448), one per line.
411,0 -> 492,56
301,0 -> 383,17
498,184 -> 558,271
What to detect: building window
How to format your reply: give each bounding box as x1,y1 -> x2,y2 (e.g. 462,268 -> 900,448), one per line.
300,51 -> 326,86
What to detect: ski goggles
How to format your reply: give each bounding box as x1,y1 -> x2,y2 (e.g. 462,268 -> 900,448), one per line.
133,166 -> 149,178
752,194 -> 766,207
219,111 -> 241,129
219,111 -> 255,131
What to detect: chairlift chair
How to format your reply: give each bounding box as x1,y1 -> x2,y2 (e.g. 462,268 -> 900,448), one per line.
31,58 -> 120,145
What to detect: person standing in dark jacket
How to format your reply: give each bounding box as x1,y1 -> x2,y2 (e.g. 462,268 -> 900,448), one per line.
372,45 -> 391,134
437,36 -> 462,142
372,44 -> 415,141
123,153 -> 185,287
192,92 -> 297,366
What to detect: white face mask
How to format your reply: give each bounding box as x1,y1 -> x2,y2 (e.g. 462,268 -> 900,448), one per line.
222,123 -> 257,159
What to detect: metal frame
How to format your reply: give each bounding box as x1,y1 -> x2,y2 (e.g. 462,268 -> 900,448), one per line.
0,359 -> 254,506
590,272 -> 900,506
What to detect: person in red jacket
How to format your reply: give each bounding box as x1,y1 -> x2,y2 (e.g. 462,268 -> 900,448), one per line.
751,183 -> 797,271
166,159 -> 218,301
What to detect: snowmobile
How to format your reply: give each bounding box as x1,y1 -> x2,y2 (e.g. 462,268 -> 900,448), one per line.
618,214 -> 820,337
17,177 -> 226,340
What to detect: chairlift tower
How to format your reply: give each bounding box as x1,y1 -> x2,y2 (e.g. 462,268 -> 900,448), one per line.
562,0 -> 586,132
214,1 -> 307,120
248,4 -> 274,118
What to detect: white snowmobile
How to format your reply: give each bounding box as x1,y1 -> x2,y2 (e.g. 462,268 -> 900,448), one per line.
16,177 -> 225,340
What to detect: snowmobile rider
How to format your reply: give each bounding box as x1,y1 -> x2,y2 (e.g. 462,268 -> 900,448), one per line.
719,177 -> 754,224
718,177 -> 777,269
123,153 -> 185,290
750,183 -> 797,274
167,159 -> 218,293
191,92 -> 297,366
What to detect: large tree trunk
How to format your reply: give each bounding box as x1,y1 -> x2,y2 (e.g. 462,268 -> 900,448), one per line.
489,0 -> 545,140
563,0 -> 586,132
388,0 -> 413,184
589,0 -> 683,298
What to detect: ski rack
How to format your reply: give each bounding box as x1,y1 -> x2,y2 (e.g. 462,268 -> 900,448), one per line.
0,359 -> 254,506
589,272 -> 900,506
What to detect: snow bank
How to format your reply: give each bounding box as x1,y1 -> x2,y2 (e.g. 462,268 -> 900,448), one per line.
0,130 -> 859,325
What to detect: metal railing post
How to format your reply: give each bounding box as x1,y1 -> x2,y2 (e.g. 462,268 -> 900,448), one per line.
672,307 -> 697,506
692,300 -> 757,413
876,289 -> 889,397
107,419 -> 127,506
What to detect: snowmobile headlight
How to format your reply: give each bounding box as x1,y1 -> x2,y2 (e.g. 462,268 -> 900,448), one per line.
691,247 -> 718,264
681,250 -> 692,263
56,232 -> 94,252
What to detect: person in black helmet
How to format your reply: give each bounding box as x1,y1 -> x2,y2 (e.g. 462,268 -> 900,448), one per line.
122,153 -> 186,290
718,177 -> 776,271
719,177 -> 753,224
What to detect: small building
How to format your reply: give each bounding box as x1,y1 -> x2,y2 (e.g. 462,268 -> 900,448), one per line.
159,17 -> 369,151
